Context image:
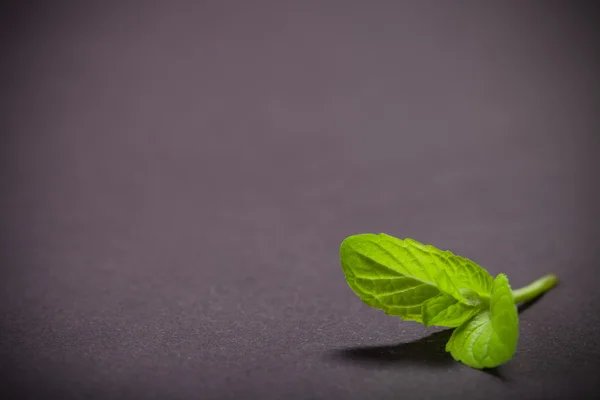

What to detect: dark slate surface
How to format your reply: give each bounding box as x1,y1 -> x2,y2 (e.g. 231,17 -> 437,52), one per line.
2,2 -> 599,399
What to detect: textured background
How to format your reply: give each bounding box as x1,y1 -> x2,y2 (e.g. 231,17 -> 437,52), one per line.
1,1 -> 599,399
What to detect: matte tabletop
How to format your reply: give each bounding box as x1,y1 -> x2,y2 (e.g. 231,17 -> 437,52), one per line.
2,2 -> 599,399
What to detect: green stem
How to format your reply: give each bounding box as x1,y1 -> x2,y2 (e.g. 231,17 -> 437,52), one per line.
512,274 -> 558,304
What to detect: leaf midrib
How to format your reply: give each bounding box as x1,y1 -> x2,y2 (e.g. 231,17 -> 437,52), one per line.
352,251 -> 437,288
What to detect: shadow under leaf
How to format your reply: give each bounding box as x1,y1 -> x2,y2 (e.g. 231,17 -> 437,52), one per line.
329,329 -> 454,368
482,365 -> 508,381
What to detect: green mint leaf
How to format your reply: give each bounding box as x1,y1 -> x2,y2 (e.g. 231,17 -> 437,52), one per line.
445,274 -> 518,369
340,233 -> 492,323
340,233 -> 558,369
340,234 -> 439,321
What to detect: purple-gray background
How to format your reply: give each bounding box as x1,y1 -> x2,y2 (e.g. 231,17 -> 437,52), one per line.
2,1 -> 599,399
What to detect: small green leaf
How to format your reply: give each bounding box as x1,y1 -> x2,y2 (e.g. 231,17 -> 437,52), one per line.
340,235 -> 439,321
340,233 -> 492,322
445,274 -> 519,369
